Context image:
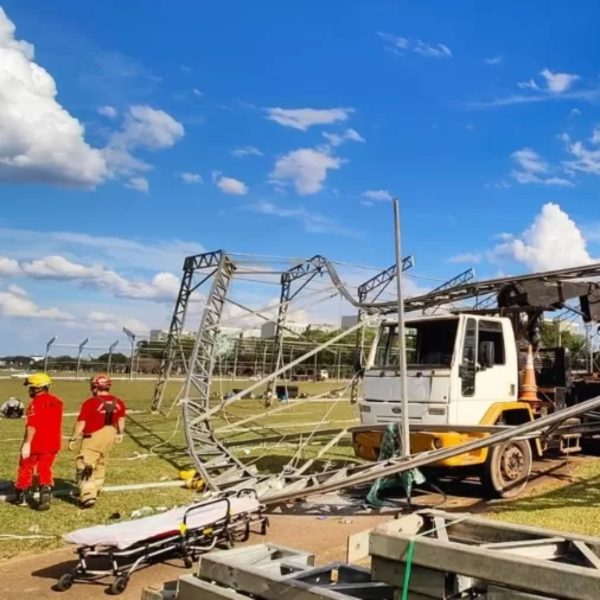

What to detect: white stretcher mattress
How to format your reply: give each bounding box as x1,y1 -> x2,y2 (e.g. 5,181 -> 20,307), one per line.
63,496 -> 259,550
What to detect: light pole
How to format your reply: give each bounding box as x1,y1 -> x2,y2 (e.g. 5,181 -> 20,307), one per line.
76,337 -> 89,380
43,336 -> 56,373
123,327 -> 136,380
107,339 -> 119,374
393,198 -> 411,457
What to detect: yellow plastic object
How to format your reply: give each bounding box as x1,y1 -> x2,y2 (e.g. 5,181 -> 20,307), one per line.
179,469 -> 197,481
23,372 -> 52,387
178,523 -> 188,534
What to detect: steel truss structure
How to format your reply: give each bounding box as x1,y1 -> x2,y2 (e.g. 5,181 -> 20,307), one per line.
151,250 -> 600,498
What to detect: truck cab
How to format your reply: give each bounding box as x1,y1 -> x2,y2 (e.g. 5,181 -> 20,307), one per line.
352,313 -> 537,497
358,314 -> 519,428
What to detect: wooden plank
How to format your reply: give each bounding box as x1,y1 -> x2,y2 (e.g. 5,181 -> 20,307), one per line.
346,528 -> 373,564
369,530 -> 600,600
573,541 -> 600,570
432,516 -> 449,542
371,556 -> 448,598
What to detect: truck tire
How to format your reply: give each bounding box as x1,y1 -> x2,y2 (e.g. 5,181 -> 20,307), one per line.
480,440 -> 532,499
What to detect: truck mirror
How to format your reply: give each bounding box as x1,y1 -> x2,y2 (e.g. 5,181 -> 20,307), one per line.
479,341 -> 495,368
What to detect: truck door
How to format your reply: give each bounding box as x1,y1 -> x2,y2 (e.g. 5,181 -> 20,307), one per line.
457,318 -> 512,424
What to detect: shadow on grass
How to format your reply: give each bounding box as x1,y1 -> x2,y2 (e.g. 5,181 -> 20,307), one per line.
124,414 -> 191,472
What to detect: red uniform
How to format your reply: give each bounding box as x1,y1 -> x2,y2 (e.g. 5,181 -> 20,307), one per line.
16,392 -> 63,490
78,395 -> 126,435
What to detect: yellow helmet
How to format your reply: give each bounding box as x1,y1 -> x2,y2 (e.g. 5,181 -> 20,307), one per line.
23,372 -> 52,388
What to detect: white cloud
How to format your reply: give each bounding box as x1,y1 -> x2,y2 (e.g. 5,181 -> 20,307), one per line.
98,105 -> 117,118
517,79 -> 539,91
569,108 -> 582,118
10,254 -> 180,302
87,310 -> 149,334
232,146 -> 263,157
322,128 -> 365,147
510,148 -> 573,186
492,203 -> 593,271
179,172 -> 203,184
0,285 -> 73,320
362,189 -> 393,202
378,32 -> 452,58
248,201 -> 358,237
0,7 -> 107,186
541,68 -> 579,93
126,176 -> 149,193
270,148 -> 343,195
266,107 -> 353,131
484,56 -> 502,65
192,88 -> 203,97
103,105 -> 184,189
215,175 -> 248,195
0,257 -> 20,276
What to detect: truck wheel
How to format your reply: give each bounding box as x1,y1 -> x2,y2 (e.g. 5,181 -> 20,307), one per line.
480,440 -> 532,499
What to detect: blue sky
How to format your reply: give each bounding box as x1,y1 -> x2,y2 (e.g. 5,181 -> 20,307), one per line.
2,1 -> 600,354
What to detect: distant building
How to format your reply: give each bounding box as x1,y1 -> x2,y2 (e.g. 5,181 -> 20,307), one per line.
261,320 -> 306,339
305,323 -> 337,334
240,328 -> 261,339
149,329 -> 168,343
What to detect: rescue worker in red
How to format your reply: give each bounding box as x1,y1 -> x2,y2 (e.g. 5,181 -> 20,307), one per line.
68,374 -> 126,508
11,373 -> 64,510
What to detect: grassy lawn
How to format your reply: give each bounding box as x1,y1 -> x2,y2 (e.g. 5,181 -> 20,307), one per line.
0,376 -> 357,559
490,458 -> 600,537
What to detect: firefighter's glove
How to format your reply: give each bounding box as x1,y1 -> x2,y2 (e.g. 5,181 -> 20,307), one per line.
20,442 -> 31,460
115,433 -> 124,445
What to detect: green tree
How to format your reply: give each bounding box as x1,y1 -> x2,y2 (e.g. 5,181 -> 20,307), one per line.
540,321 -> 587,362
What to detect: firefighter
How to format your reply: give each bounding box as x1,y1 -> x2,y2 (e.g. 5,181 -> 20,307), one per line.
68,374 -> 126,508
11,373 -> 63,510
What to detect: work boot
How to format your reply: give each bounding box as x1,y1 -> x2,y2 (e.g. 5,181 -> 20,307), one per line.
10,488 -> 28,506
37,485 -> 52,511
80,498 -> 96,509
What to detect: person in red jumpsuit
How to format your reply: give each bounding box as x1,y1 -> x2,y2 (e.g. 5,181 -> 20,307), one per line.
11,373 -> 63,510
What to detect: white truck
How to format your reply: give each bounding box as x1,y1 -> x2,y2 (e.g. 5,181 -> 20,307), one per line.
352,312 -> 598,498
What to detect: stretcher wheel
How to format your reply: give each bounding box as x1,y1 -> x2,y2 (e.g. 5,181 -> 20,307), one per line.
55,573 -> 74,592
109,575 -> 129,595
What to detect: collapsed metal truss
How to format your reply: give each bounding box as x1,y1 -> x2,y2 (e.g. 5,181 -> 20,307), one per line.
152,249 -> 600,498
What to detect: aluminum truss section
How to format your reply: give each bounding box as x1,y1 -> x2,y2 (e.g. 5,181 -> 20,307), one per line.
181,254 -> 258,492
266,255 -> 329,402
350,256 -> 414,403
151,251 -> 226,412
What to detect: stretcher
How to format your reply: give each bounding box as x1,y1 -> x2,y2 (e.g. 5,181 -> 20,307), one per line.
54,489 -> 268,595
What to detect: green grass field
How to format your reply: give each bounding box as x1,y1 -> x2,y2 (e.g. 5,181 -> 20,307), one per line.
2,376 -> 600,560
0,376 -> 357,559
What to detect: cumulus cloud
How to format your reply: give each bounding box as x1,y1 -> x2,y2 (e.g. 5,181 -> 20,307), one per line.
510,148 -> 573,186
362,189 -> 393,202
322,128 -> 365,147
492,203 -> 593,270
562,129 -> 600,177
541,68 -> 579,93
178,172 -> 203,184
126,176 -> 149,193
0,257 -> 20,276
378,32 -> 452,58
87,310 -> 148,334
265,107 -> 353,131
0,7 -> 107,186
215,175 -> 248,195
0,284 -> 73,320
103,105 -> 184,190
270,148 -> 343,195
232,146 -> 263,157
5,254 -> 180,302
98,105 -> 118,118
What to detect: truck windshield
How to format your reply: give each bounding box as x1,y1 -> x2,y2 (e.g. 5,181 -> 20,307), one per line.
373,319 -> 458,369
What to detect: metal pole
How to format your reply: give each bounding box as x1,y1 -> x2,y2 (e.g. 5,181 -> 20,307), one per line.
393,198 -> 411,457
43,336 -> 56,373
76,337 -> 89,380
107,339 -> 119,374
123,328 -> 136,381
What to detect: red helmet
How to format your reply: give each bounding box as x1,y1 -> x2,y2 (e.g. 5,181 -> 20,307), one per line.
91,374 -> 112,390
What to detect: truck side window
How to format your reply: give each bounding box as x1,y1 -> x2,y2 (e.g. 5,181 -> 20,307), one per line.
461,318 -> 477,396
479,320 -> 505,365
